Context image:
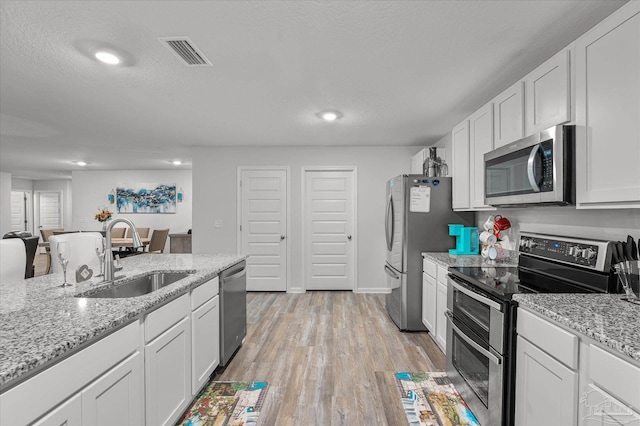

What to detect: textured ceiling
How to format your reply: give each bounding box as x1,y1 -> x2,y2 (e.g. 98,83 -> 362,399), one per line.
0,0 -> 627,179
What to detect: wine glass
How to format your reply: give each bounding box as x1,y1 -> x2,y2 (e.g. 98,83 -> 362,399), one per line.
95,237 -> 106,277
57,241 -> 71,287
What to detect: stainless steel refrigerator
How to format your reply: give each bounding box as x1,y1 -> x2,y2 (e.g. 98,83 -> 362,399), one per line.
384,175 -> 475,331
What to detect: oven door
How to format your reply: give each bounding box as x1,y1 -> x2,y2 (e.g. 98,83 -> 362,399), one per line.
446,311 -> 504,426
447,276 -> 505,353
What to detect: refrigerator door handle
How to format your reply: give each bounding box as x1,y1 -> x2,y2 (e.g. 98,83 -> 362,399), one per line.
384,264 -> 399,279
385,194 -> 394,251
384,264 -> 402,289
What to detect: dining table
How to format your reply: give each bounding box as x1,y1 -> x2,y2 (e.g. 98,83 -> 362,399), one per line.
109,237 -> 151,250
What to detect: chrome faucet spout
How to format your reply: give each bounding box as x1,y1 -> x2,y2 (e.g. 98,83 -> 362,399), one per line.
104,218 -> 142,282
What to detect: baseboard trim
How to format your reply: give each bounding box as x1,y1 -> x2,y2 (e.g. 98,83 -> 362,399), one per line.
355,288 -> 391,294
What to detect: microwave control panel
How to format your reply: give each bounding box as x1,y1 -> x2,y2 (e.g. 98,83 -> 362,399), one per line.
519,233 -> 611,271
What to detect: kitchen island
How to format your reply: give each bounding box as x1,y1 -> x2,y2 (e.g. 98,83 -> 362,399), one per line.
0,253 -> 245,425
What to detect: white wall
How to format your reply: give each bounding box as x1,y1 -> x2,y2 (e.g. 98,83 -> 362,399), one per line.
72,170 -> 192,253
11,178 -> 33,191
481,207 -> 640,244
192,145 -> 415,293
0,172 -> 12,236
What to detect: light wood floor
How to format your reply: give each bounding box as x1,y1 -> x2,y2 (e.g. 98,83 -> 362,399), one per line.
215,291 -> 445,426
33,253 -> 49,277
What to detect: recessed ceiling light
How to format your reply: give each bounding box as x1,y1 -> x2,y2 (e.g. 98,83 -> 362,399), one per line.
95,51 -> 121,65
74,161 -> 88,166
317,110 -> 343,122
171,160 -> 183,165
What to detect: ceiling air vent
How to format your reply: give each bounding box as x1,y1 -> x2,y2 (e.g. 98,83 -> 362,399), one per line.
159,37 -> 211,66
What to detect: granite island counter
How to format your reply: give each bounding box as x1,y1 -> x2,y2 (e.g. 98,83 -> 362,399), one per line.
0,253 -> 246,392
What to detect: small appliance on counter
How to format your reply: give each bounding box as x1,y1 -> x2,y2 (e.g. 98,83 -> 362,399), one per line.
448,224 -> 479,255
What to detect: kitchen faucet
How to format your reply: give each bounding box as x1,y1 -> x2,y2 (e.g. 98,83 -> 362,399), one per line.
104,218 -> 142,282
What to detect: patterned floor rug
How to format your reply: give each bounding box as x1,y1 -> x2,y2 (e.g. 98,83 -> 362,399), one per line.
395,372 -> 480,426
177,381 -> 269,426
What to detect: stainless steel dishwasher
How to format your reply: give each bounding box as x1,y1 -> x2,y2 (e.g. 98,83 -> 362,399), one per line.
219,260 -> 247,366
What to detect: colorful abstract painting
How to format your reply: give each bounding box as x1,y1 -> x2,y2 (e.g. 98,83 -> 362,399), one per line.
116,183 -> 176,213
395,372 -> 480,426
177,381 -> 269,426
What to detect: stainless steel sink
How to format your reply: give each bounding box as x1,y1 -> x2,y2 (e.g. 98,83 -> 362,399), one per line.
79,272 -> 192,298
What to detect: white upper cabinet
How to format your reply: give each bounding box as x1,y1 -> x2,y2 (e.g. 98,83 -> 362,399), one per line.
411,148 -> 426,174
493,81 -> 525,148
575,2 -> 640,209
452,120 -> 471,210
525,49 -> 571,136
469,104 -> 496,210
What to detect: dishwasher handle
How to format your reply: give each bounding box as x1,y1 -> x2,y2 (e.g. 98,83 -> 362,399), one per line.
223,267 -> 246,282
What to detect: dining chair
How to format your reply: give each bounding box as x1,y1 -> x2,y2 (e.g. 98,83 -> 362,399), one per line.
2,233 -> 39,278
111,227 -> 126,238
40,228 -> 64,243
147,229 -> 170,253
125,227 -> 149,238
39,228 -> 64,274
49,233 -> 103,276
0,239 -> 27,283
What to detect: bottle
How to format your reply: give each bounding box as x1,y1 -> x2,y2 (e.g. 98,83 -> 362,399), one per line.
427,159 -> 435,177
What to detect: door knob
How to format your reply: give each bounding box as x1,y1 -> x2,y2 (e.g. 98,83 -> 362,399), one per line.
347,235 -> 352,240
280,235 -> 286,240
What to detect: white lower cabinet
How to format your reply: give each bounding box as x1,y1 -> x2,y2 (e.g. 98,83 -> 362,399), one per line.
145,316 -> 192,426
82,351 -> 144,426
435,282 -> 447,351
421,272 -> 436,333
422,257 -> 448,352
0,321 -> 141,426
515,335 -> 579,426
32,393 -> 82,426
192,295 -> 220,395
516,307 -> 640,426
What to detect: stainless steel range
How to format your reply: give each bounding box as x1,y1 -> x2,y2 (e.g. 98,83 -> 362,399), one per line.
445,232 -> 618,426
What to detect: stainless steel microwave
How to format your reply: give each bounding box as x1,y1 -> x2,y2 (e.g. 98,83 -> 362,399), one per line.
484,125 -> 574,207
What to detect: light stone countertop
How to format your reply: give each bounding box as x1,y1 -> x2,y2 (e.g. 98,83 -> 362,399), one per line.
422,251 -> 519,268
514,293 -> 640,362
0,253 -> 246,391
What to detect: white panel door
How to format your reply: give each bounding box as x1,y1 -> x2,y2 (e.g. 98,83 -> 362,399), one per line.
10,191 -> 27,232
304,169 -> 355,291
36,191 -> 63,230
240,169 -> 287,291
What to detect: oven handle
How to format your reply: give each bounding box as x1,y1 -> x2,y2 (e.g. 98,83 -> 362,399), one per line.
446,311 -> 502,365
448,277 -> 502,311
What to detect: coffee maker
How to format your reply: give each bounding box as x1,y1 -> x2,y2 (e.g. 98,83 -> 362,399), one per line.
448,224 -> 479,255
